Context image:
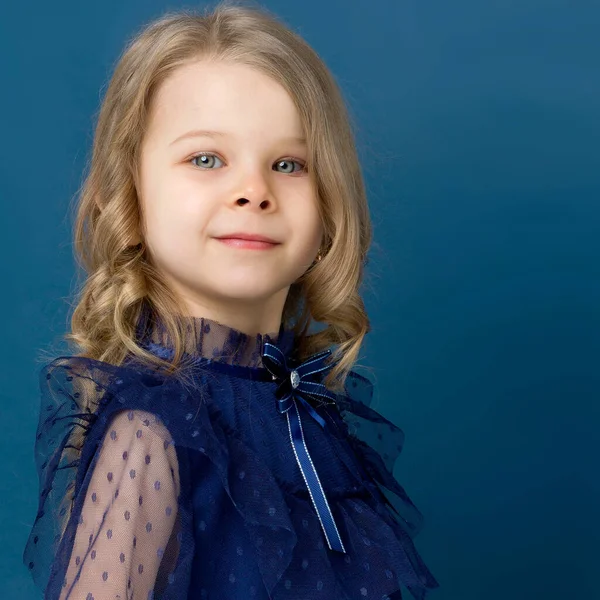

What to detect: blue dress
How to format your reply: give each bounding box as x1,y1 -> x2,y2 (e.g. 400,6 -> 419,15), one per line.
23,314 -> 439,599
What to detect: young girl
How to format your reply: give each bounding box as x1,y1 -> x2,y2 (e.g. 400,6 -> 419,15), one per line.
23,2 -> 439,599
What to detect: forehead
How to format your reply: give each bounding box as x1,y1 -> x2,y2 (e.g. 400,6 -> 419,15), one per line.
147,60 -> 305,142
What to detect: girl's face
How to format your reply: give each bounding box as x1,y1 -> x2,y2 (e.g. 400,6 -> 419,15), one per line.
138,60 -> 323,330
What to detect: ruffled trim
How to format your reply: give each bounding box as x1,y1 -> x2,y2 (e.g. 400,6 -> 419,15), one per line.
327,369 -> 440,598
24,355 -> 438,599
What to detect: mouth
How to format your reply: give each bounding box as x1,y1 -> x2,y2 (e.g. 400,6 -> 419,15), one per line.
214,231 -> 281,250
216,232 -> 280,244
215,237 -> 280,250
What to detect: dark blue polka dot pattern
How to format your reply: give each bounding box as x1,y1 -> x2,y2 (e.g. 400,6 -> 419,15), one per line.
23,316 -> 438,599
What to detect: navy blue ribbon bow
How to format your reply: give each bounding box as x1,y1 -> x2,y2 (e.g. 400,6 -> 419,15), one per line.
261,341 -> 346,553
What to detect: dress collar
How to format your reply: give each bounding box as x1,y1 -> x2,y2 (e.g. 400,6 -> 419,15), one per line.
135,307 -> 296,368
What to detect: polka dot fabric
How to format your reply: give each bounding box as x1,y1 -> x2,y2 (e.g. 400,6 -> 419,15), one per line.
60,408 -> 180,599
23,315 -> 439,599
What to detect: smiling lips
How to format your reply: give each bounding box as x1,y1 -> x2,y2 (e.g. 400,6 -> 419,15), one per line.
215,232 -> 280,250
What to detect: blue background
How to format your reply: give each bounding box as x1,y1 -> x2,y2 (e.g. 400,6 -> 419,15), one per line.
2,1 -> 598,598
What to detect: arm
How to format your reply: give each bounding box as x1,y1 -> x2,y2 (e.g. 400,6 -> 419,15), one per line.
59,409 -> 180,600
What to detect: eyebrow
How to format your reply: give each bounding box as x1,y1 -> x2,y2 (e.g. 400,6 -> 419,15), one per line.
169,129 -> 307,147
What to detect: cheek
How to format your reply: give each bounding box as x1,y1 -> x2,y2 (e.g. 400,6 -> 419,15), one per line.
143,186 -> 209,257
303,201 -> 324,246
287,185 -> 322,242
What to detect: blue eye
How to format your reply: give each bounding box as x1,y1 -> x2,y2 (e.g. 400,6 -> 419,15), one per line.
191,153 -> 224,169
274,159 -> 306,174
189,153 -> 306,174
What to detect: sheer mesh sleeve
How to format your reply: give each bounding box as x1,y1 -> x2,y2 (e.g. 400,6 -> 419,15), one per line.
59,409 -> 180,600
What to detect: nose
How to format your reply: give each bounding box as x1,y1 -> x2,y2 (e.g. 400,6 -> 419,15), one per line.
232,167 -> 275,211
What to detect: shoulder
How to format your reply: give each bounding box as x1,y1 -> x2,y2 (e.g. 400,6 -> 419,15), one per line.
37,354 -> 181,418
102,409 -> 178,470
35,356 -> 182,491
94,408 -> 181,496
103,408 -> 174,445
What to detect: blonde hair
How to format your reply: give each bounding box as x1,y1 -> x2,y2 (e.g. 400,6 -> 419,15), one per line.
65,0 -> 373,395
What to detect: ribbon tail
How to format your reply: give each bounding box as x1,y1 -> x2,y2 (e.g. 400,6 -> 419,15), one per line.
286,398 -> 346,553
296,396 -> 328,430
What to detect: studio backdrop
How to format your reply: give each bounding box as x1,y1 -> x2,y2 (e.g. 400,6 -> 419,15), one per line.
1,1 -> 597,598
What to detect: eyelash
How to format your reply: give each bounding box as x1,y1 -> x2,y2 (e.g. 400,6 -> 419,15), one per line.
188,152 -> 307,174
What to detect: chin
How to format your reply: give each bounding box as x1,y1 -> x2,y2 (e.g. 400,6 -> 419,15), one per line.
209,281 -> 277,302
